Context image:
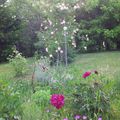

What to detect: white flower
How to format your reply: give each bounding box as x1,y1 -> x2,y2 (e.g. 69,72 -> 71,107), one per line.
86,37 -> 89,41
45,48 -> 48,52
74,45 -> 76,48
60,50 -> 63,53
48,19 -> 52,26
49,54 -> 53,58
76,28 -> 79,31
103,41 -> 106,47
71,36 -> 74,39
84,46 -> 87,50
58,47 -> 61,51
50,9 -> 52,12
74,4 -> 80,10
82,2 -> 85,6
55,41 -> 58,44
61,20 -> 66,25
63,26 -> 67,31
44,26 -> 48,30
51,31 -> 54,35
74,19 -> 76,22
57,3 -> 69,10
56,50 -> 58,53
73,30 -> 77,33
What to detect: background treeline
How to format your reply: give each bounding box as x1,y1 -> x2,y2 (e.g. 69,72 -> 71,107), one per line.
0,0 -> 120,62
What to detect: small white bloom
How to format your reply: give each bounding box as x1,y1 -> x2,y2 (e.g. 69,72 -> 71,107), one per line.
48,19 -> 52,26
76,28 -> 79,31
61,20 -> 66,25
82,2 -> 85,6
60,50 -> 63,53
49,54 -> 53,58
74,19 -> 76,22
50,9 -> 52,12
74,4 -> 80,10
74,44 -> 76,48
84,46 -> 87,50
63,26 -> 67,31
58,47 -> 61,51
71,36 -> 74,39
51,31 -> 54,35
103,41 -> 106,47
86,37 -> 89,41
45,48 -> 48,52
73,29 -> 77,33
44,26 -> 48,30
55,41 -> 58,44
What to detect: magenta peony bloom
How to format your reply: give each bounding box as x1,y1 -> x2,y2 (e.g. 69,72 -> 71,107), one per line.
50,94 -> 65,109
82,71 -> 91,78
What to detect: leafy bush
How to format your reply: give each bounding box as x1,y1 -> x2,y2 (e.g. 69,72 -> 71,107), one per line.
0,79 -> 22,119
31,89 -> 50,109
34,57 -> 51,86
72,80 -> 110,119
8,48 -> 28,76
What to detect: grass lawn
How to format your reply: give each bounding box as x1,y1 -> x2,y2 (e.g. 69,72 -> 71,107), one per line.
0,51 -> 120,77
73,51 -> 120,78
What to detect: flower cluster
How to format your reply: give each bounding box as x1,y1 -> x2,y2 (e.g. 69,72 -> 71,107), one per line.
50,94 -> 65,109
82,70 -> 98,78
82,71 -> 91,78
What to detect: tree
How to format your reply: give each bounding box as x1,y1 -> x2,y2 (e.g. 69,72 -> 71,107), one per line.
0,1 -> 22,62
75,0 -> 120,52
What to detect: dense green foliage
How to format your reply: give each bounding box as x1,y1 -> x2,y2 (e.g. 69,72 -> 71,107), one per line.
0,2 -> 22,62
75,0 -> 120,52
0,0 -> 120,62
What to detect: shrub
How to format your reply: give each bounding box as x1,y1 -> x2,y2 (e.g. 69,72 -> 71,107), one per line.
72,80 -> 110,119
34,57 -> 51,86
8,48 -> 28,76
0,79 -> 22,119
31,89 -> 50,109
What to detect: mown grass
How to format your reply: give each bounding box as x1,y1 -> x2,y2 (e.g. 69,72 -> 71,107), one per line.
72,51 -> 120,78
1,51 -> 120,77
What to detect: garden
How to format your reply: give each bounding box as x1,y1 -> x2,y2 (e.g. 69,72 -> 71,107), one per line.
0,0 -> 120,120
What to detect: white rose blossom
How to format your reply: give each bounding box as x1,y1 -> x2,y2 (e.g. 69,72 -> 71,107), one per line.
49,54 -> 53,58
63,26 -> 67,31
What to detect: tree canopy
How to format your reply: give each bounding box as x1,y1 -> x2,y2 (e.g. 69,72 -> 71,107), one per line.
0,0 -> 120,62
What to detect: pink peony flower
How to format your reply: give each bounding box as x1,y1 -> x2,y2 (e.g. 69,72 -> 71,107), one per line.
82,71 -> 91,78
50,94 -> 65,109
